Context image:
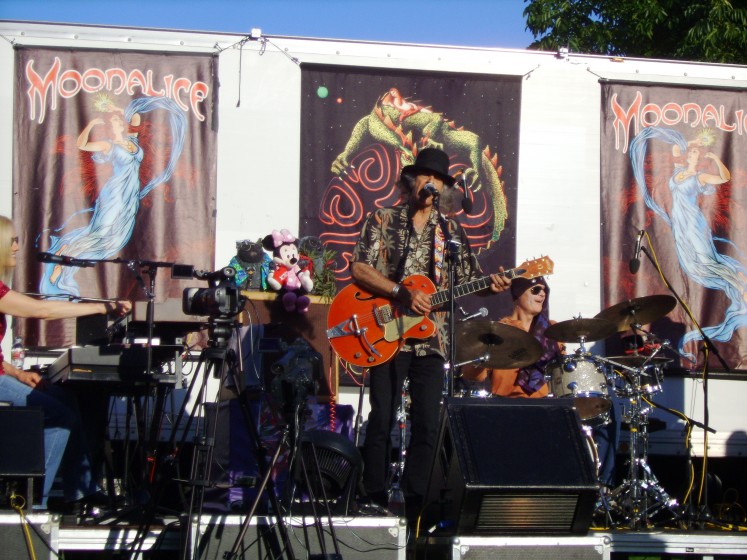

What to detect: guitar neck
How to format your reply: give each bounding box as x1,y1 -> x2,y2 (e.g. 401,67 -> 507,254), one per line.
430,266 -> 525,308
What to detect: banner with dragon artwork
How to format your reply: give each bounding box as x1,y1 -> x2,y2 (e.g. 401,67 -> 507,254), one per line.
601,82 -> 747,372
13,47 -> 218,347
299,64 -> 522,321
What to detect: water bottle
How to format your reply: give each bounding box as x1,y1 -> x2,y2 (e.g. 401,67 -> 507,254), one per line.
11,337 -> 25,370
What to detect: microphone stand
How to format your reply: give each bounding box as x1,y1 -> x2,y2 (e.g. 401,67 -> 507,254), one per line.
432,194 -> 460,398
639,245 -> 731,526
21,292 -> 121,304
68,255 -> 179,503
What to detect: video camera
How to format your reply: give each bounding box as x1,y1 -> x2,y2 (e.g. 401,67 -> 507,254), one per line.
182,266 -> 245,320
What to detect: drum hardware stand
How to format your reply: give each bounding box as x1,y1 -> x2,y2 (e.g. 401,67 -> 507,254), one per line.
387,377 -> 409,512
638,395 -> 717,527
581,423 -> 616,527
604,360 -> 681,529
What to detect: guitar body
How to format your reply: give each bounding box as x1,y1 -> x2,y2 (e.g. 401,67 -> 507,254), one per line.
326,257 -> 553,368
327,274 -> 437,367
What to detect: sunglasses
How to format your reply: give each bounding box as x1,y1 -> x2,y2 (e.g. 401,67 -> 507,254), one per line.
529,285 -> 547,295
10,236 -> 19,245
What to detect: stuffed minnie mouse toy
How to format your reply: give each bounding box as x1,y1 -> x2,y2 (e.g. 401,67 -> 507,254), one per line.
262,229 -> 314,313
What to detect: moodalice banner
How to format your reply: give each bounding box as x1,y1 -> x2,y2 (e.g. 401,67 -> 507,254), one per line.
299,63 -> 522,322
601,83 -> 747,372
13,47 -> 218,347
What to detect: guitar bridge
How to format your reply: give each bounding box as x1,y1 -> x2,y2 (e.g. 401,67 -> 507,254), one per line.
326,314 -> 382,358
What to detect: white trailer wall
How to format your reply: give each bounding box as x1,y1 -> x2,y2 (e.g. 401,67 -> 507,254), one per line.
1,21 -> 745,457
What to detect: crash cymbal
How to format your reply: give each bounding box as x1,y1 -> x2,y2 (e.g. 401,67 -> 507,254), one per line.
544,318 -> 617,343
595,295 -> 677,332
456,319 -> 542,369
606,355 -> 672,368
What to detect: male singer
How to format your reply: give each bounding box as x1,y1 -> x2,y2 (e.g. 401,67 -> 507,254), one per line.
349,147 -> 510,520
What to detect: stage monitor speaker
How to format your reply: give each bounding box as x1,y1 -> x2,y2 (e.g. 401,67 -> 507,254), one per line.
423,398 -> 597,536
0,406 -> 44,477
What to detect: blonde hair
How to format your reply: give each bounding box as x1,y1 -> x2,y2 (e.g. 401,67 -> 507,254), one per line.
0,215 -> 14,285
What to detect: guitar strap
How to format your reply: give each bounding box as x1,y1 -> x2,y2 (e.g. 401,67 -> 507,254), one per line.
393,204 -> 413,283
393,204 -> 445,286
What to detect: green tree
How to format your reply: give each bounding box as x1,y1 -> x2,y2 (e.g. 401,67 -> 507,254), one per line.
524,0 -> 747,64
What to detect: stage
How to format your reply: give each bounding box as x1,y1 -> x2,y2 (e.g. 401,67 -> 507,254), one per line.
2,513 -> 747,559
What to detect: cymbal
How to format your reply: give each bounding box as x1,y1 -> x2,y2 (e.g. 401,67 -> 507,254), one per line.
456,320 -> 542,369
605,355 -> 672,368
595,295 -> 676,332
544,318 -> 617,343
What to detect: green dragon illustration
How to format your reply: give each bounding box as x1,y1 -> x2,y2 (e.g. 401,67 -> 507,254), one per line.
331,88 -> 507,240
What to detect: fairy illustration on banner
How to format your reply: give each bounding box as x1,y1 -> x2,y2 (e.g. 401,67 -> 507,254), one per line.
37,93 -> 186,297
629,126 -> 747,359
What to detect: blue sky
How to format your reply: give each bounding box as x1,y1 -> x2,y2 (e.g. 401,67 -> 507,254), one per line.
0,0 -> 536,49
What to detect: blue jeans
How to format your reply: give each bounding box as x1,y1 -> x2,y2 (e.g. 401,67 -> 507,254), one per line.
0,375 -> 97,507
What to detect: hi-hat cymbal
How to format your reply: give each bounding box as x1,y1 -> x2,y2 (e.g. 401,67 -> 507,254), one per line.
595,295 -> 676,332
456,320 -> 542,369
544,318 -> 617,342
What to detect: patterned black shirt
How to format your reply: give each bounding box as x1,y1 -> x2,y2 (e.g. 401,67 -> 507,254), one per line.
351,203 -> 483,356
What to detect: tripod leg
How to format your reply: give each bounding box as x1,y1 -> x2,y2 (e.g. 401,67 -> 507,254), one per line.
224,428 -> 293,560
221,348 -> 296,560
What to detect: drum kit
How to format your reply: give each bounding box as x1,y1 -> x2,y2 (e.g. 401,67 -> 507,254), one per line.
452,294 -> 684,528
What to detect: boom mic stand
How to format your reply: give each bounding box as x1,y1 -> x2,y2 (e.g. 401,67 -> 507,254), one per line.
639,244 -> 731,526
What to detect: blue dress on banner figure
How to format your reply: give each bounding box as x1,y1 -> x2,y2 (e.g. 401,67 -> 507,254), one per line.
39,95 -> 186,297
629,126 -> 747,359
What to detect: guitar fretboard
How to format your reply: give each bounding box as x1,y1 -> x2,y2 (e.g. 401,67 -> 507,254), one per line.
430,267 -> 526,307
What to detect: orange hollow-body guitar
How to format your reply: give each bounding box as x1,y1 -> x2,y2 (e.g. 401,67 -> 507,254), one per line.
326,257 -> 554,368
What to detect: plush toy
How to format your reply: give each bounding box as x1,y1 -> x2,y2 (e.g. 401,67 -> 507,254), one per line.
262,229 -> 314,313
228,239 -> 271,290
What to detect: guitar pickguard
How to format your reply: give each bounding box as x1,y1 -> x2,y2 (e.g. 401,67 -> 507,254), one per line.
382,314 -> 426,342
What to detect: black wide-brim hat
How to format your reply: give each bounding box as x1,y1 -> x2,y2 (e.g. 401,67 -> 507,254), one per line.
400,147 -> 456,186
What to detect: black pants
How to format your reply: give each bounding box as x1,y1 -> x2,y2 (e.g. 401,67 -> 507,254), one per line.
362,352 -> 444,501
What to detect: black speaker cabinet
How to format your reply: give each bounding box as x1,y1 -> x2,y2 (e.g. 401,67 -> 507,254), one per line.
423,398 -> 597,536
0,406 -> 44,477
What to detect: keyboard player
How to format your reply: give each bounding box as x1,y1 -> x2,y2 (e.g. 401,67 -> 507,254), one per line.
0,214 -> 131,512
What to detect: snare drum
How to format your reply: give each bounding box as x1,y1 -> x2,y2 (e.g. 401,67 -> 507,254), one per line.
545,355 -> 611,426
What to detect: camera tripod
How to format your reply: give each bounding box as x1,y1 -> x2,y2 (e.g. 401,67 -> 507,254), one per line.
171,319 -> 296,560
603,361 -> 681,529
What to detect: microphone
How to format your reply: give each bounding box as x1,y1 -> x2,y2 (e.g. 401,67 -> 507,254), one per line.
36,252 -> 95,268
457,171 -> 473,214
423,182 -> 439,198
629,230 -> 644,274
459,307 -> 488,322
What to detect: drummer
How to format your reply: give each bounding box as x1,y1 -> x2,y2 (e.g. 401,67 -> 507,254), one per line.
462,276 -> 562,397
462,275 -> 619,489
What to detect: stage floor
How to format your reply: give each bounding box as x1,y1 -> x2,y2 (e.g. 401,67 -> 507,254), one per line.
2,513 -> 747,559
